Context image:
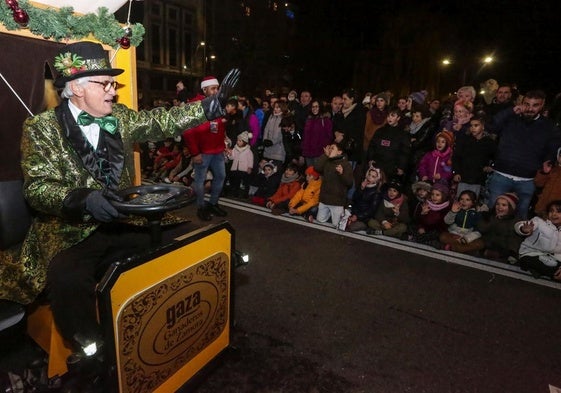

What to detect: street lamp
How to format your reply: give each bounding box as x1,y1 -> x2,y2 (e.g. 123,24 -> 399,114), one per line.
439,54 -> 496,87
191,41 -> 205,74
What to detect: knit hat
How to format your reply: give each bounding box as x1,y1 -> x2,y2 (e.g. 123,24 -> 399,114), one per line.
237,131 -> 252,143
411,181 -> 432,194
496,192 -> 518,211
387,178 -> 403,194
201,75 -> 219,89
305,166 -> 320,179
431,182 -> 449,199
375,92 -> 390,105
435,130 -> 454,148
409,90 -> 428,105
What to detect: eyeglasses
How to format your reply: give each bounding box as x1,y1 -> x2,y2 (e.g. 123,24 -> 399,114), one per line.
88,80 -> 118,92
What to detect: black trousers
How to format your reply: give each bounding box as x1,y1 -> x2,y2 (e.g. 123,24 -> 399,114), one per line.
47,222 -> 190,350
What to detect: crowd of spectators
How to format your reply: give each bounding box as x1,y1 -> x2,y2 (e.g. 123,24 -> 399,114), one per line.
141,80 -> 561,282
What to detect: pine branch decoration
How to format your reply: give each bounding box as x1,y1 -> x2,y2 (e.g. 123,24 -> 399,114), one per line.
0,0 -> 144,47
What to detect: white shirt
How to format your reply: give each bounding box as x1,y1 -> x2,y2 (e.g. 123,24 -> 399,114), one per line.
68,100 -> 100,150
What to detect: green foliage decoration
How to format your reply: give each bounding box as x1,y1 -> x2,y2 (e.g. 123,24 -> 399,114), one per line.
0,0 -> 144,47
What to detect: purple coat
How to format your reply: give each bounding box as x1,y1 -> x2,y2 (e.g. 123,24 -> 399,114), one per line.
417,147 -> 453,184
302,115 -> 333,158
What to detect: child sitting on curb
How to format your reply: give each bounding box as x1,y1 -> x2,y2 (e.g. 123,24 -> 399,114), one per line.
515,200 -> 561,280
289,166 -> 322,222
477,193 -> 522,263
409,182 -> 450,248
439,190 -> 484,253
367,178 -> 409,238
250,161 -> 281,206
266,163 -> 302,215
346,166 -> 386,232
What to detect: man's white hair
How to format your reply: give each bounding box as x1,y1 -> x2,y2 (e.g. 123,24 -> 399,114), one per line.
61,77 -> 89,99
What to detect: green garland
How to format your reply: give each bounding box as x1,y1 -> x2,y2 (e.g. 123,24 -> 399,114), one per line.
0,0 -> 144,47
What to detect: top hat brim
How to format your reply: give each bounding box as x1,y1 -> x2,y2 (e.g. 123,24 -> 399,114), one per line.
54,68 -> 124,88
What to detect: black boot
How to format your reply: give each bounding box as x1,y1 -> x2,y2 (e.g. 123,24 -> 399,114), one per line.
207,203 -> 227,217
197,207 -> 212,221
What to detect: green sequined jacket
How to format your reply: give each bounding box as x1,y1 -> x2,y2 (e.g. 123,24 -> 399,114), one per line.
0,100 -> 206,304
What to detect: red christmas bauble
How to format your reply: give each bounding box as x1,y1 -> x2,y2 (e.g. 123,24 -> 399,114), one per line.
13,8 -> 29,26
5,0 -> 18,10
119,37 -> 130,49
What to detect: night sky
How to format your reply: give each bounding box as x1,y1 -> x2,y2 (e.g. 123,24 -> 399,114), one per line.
285,0 -> 561,98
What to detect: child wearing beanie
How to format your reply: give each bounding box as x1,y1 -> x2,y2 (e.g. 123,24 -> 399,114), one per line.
409,181 -> 450,248
439,190 -> 484,253
226,131 -> 254,197
367,178 -> 410,238
515,199 -> 561,280
477,193 -> 522,263
417,130 -> 454,185
289,166 -> 322,222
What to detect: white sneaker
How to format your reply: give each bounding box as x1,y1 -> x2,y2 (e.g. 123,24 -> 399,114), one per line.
538,254 -> 559,267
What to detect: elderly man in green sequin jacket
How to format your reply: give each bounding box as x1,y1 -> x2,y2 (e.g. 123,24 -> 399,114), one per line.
1,41 -> 239,359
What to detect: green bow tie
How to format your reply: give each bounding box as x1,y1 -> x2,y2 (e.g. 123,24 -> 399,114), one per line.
77,111 -> 119,135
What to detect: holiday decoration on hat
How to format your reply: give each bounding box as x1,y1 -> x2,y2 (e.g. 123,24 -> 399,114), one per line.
496,192 -> 519,212
411,181 -> 432,194
435,130 -> 454,148
201,76 -> 219,89
237,131 -> 253,143
53,41 -> 124,87
431,181 -> 449,199
409,90 -> 428,105
305,166 -> 320,179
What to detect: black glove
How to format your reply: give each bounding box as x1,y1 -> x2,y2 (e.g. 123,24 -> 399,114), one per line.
201,68 -> 241,120
263,139 -> 273,147
85,190 -> 120,223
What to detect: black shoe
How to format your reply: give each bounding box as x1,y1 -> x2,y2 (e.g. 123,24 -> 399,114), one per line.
197,207 -> 212,221
208,203 -> 227,217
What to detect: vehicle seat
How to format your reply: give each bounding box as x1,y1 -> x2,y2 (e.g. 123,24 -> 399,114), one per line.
0,180 -> 30,337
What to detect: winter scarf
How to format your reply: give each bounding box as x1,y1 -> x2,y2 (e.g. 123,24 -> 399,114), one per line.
427,200 -> 450,212
281,172 -> 300,184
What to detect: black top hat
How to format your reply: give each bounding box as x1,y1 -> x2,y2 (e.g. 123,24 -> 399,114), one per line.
53,41 -> 124,87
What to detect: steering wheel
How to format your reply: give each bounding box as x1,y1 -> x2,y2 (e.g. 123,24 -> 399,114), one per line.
110,184 -> 195,216
110,184 -> 196,245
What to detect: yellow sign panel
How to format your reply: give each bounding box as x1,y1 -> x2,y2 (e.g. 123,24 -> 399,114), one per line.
107,228 -> 232,393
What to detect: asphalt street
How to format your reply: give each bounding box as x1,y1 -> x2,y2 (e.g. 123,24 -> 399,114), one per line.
189,198 -> 561,393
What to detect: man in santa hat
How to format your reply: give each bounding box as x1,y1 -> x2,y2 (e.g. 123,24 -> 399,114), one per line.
183,76 -> 230,220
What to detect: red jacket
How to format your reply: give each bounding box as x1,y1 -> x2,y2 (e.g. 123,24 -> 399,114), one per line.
268,180 -> 302,205
183,93 -> 226,156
